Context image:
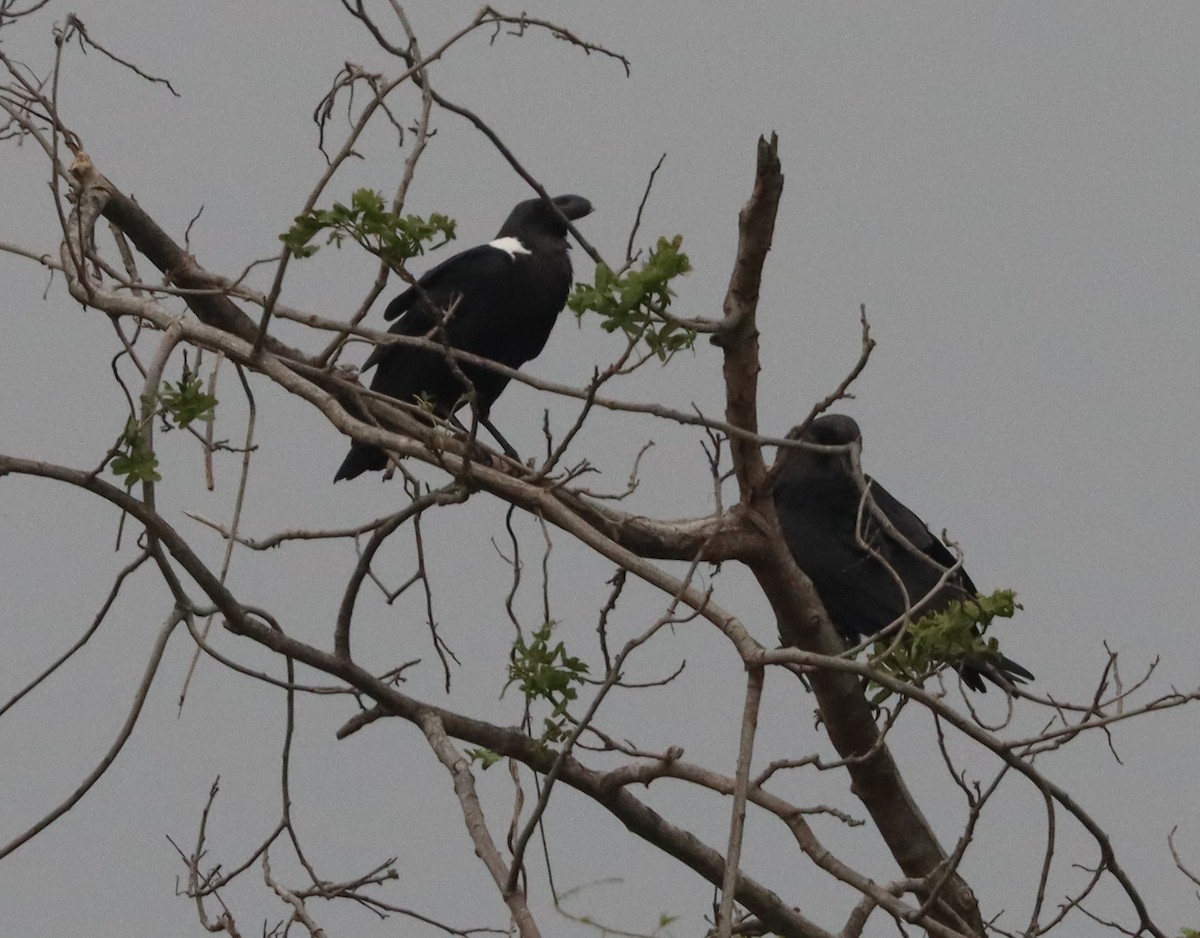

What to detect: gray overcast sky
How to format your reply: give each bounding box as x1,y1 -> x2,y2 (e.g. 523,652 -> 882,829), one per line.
2,3 -> 1199,936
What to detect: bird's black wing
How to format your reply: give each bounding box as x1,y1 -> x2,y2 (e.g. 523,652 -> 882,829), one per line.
383,244 -> 516,321
866,477 -> 978,593
868,478 -> 1031,689
360,245 -> 516,372
361,302 -> 438,373
772,480 -> 916,639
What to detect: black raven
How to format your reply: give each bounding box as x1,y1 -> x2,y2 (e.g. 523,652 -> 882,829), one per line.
335,194 -> 593,481
771,414 -> 1031,691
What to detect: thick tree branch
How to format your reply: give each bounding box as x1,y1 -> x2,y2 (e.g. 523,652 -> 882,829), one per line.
89,168 -> 307,361
62,155 -> 765,571
712,137 -> 985,936
0,455 -> 814,934
718,132 -> 783,503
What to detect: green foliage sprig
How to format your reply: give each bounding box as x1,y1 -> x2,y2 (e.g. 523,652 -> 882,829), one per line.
869,589 -> 1022,699
281,188 -> 456,268
111,371 -> 218,487
159,374 -> 218,429
464,748 -> 503,770
112,418 -> 161,487
568,235 -> 694,361
505,621 -> 590,745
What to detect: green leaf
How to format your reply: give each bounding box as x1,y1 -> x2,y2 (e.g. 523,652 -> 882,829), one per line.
568,235 -> 694,361
280,188 -> 456,269
159,375 -> 218,429
505,621 -> 590,745
111,418 -> 161,487
870,589 -> 1023,688
465,748 -> 503,769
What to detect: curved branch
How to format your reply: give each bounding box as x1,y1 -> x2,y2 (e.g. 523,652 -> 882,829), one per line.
334,486 -> 467,658
0,550 -> 150,719
419,711 -> 542,938
0,607 -> 180,861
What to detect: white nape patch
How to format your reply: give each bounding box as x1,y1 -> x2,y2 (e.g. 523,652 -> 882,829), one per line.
489,236 -> 531,258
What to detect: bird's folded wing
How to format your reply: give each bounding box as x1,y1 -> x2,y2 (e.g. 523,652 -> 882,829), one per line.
362,246 -> 517,372
867,479 -> 950,561
383,245 -> 515,320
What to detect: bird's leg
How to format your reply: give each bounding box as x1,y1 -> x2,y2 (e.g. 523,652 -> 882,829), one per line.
446,413 -> 520,464
479,415 -> 520,462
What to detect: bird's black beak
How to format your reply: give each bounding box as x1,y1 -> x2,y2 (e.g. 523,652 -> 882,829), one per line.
552,194 -> 593,221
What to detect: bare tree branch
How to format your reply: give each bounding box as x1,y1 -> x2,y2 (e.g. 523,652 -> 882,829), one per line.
0,608 -> 180,861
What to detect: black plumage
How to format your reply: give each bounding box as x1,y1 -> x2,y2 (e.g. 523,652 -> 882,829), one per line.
771,414 -> 1031,691
335,194 -> 593,481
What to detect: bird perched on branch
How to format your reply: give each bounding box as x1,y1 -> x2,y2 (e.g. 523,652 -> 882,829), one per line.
771,413 -> 1031,691
335,193 -> 593,481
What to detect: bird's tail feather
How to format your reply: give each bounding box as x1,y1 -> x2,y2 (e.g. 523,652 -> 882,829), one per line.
958,653 -> 1034,693
334,443 -> 389,482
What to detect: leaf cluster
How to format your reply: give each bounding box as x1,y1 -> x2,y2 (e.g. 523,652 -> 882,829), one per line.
464,748 -> 503,770
111,418 -> 161,487
111,374 -> 218,487
568,235 -> 694,361
869,589 -> 1022,697
159,375 -> 219,429
280,188 -> 456,268
505,621 -> 590,744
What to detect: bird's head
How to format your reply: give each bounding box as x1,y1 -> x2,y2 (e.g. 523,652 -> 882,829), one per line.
498,194 -> 593,240
803,414 -> 861,448
776,413 -> 863,483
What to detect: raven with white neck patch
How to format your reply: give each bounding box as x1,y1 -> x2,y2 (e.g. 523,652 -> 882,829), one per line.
335,194 -> 593,481
771,414 -> 1032,691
